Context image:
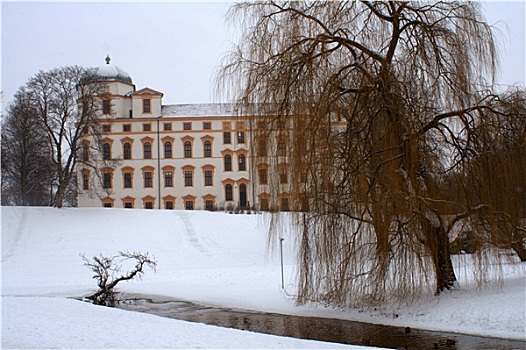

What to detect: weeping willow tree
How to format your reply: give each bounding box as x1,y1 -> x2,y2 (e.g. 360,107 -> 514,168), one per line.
218,1 -> 506,306
464,89 -> 526,261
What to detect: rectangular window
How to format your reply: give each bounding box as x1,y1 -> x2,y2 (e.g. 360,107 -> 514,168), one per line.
184,142 -> 192,158
103,100 -> 111,115
279,168 -> 288,184
82,173 -> 89,190
165,201 -> 174,210
102,124 -> 111,133
123,143 -> 132,159
185,201 -> 194,210
82,144 -> 89,161
280,198 -> 290,211
124,173 -> 132,188
184,171 -> 193,187
164,122 -> 172,131
225,185 -> 233,201
103,203 -> 112,208
203,122 -> 211,130
205,200 -> 214,211
301,195 -> 309,212
144,172 -> 153,188
103,173 -> 112,189
124,202 -> 133,209
103,143 -> 111,160
143,123 -> 151,132
237,132 -> 245,144
165,171 -> 173,187
224,155 -> 232,171
204,170 -> 213,186
145,201 -> 153,209
183,122 -> 192,130
258,169 -> 268,185
164,142 -> 172,158
238,155 -> 246,171
143,99 -> 151,113
123,124 -> 131,132
258,140 -> 267,157
223,131 -> 231,144
260,198 -> 269,211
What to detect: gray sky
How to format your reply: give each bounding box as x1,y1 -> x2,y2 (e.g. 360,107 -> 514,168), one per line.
2,1 -> 525,109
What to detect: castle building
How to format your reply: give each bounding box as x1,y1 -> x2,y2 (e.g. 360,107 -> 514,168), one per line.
77,57 -> 263,210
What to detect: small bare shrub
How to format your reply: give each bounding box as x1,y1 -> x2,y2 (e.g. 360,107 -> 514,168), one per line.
81,251 -> 157,306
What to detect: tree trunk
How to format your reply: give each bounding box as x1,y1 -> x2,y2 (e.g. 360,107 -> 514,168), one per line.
54,183 -> 66,208
512,242 -> 526,262
422,219 -> 457,294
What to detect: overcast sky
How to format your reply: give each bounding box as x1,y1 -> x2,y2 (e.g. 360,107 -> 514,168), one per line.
2,1 -> 525,110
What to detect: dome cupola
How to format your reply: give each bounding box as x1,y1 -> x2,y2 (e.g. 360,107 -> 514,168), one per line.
92,55 -> 133,84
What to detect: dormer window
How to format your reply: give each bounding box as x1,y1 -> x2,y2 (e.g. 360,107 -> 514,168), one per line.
143,99 -> 151,113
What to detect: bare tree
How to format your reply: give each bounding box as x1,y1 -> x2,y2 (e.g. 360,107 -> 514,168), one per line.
81,251 -> 157,307
24,66 -> 108,208
219,1 -> 501,306
1,90 -> 54,206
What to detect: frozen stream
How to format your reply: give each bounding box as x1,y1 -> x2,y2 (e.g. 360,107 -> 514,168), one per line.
113,293 -> 525,350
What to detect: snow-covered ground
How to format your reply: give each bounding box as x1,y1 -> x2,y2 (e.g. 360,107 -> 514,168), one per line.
2,206 -> 525,349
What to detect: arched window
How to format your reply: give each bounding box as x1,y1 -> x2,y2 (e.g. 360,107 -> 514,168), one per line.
238,154 -> 246,171
123,143 -> 131,159
224,154 -> 232,171
143,142 -> 152,159
277,140 -> 286,157
164,142 -> 172,159
184,141 -> 192,158
103,143 -> 111,160
225,184 -> 233,201
204,141 -> 212,158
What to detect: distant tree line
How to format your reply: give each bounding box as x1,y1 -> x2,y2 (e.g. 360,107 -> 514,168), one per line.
1,66 -> 107,208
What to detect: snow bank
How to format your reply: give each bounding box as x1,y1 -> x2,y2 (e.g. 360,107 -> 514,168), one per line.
2,206 -> 525,348
3,296 -> 364,349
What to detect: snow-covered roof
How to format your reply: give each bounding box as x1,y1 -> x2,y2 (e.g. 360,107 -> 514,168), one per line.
92,56 -> 133,84
161,103 -> 276,117
162,103 -> 238,117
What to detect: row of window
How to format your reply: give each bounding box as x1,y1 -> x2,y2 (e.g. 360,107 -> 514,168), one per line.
257,197 -> 289,212
102,196 -> 219,211
257,167 -> 288,185
101,194 -> 291,212
83,162 -> 287,192
83,167 -> 247,191
100,184 -> 247,209
103,98 -> 151,115
257,139 -> 287,157
102,121 -> 244,142
91,141 -> 248,168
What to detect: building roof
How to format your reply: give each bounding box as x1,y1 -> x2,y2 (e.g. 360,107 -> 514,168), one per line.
161,103 -> 274,117
162,103 -> 237,117
92,55 -> 133,84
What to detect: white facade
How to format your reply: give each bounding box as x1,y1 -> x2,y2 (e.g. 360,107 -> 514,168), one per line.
78,60 -> 255,210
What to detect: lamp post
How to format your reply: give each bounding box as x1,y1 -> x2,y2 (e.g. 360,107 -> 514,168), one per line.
280,238 -> 285,289
157,116 -> 162,209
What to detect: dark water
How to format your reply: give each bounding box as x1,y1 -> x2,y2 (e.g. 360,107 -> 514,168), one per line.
115,293 -> 525,350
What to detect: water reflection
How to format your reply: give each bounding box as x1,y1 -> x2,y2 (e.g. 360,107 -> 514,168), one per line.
115,293 -> 525,350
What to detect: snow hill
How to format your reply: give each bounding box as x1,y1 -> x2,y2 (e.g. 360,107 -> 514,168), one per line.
2,206 -> 525,348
